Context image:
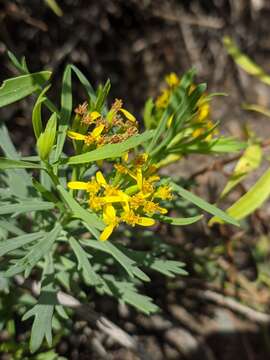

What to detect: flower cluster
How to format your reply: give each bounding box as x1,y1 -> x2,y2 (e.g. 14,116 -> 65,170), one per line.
155,72 -> 217,141
67,99 -> 139,148
191,93 -> 217,140
155,72 -> 180,109
68,154 -> 173,241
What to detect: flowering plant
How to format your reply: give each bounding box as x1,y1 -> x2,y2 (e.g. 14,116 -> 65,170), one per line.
0,53 -> 243,353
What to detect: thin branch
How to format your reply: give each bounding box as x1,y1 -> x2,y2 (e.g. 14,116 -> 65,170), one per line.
190,288 -> 270,324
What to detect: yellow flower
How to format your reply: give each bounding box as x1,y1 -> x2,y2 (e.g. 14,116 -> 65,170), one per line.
100,204 -> 119,241
107,99 -> 136,123
67,124 -> 105,146
143,201 -> 167,215
121,209 -> 155,227
155,88 -> 170,109
129,192 -> 147,210
89,194 -> 104,211
68,178 -> 100,194
154,185 -> 173,200
197,102 -> 210,122
165,73 -> 180,87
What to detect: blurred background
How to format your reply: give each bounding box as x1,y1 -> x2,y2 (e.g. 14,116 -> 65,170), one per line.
1,1 -> 270,359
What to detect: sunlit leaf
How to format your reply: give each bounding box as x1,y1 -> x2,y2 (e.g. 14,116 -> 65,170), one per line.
223,36 -> 270,86
0,71 -> 52,107
221,144 -> 262,198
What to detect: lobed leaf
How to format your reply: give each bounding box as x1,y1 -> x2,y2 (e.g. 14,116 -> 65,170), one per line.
0,232 -> 44,257
82,239 -> 150,281
69,237 -> 100,285
57,185 -> 104,237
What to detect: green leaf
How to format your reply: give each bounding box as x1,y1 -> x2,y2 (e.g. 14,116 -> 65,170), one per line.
44,0 -> 63,16
184,137 -> 247,154
223,36 -> 270,86
22,273 -> 58,353
210,166 -> 270,223
5,224 -> 61,278
0,157 -> 42,170
115,246 -> 187,278
0,124 -> 32,196
37,112 -> 57,160
101,277 -> 158,314
0,219 -> 25,236
70,65 -> 96,100
242,103 -> 270,118
147,69 -> 198,154
57,185 -> 104,238
95,79 -> 111,112
66,131 -> 154,165
32,85 -> 51,139
150,259 -> 188,277
143,98 -> 155,129
154,214 -> 203,225
171,182 -> 239,226
54,65 -> 72,162
69,237 -> 100,285
81,240 -> 150,281
221,144 -> 262,198
0,232 -> 44,257
7,51 -> 27,74
0,71 -> 52,107
0,201 -> 54,215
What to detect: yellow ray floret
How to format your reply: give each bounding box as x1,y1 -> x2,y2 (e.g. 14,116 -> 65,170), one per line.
67,124 -> 104,145
68,179 -> 100,193
121,209 -> 155,227
100,204 -> 119,241
119,108 -> 136,122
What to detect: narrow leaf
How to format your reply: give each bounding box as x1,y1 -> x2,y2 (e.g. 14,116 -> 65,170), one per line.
155,214 -> 203,225
54,65 -> 72,162
0,158 -> 42,170
0,201 -> 54,215
0,71 -> 52,107
223,36 -> 270,86
221,144 -> 262,198
210,166 -> 270,223
66,131 -> 154,165
171,182 -> 239,226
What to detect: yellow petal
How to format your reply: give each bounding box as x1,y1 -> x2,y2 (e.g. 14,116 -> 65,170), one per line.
92,124 -> 105,138
167,114 -> 174,128
122,152 -> 129,163
104,204 -> 116,221
119,108 -> 136,122
67,131 -> 86,141
96,171 -> 107,186
101,196 -> 124,203
100,224 -> 115,241
136,169 -> 143,189
137,217 -> 155,226
67,181 -> 88,190
90,111 -> 101,121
